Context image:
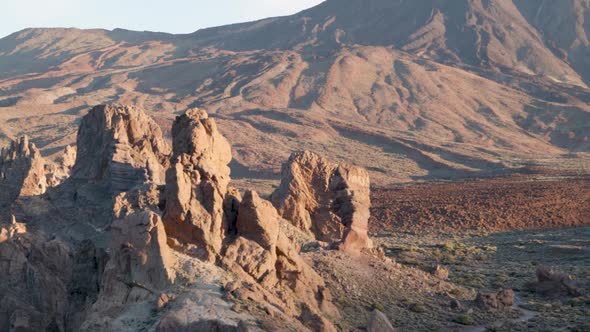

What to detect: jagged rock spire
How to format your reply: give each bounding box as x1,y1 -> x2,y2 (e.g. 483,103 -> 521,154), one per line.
0,135 -> 48,203
71,104 -> 171,193
271,150 -> 373,252
163,108 -> 232,261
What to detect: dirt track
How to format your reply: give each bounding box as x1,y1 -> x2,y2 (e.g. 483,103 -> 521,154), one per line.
370,175 -> 590,234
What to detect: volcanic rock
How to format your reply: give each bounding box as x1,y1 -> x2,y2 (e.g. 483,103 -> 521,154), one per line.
0,227 -> 72,331
81,210 -> 176,330
432,264 -> 450,280
0,136 -> 48,203
223,190 -> 339,331
271,150 -> 373,252
475,289 -> 515,310
46,145 -> 77,187
526,266 -> 583,297
71,104 -> 170,194
367,309 -> 396,332
163,108 -> 232,261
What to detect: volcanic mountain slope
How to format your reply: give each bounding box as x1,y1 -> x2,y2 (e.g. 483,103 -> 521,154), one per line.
0,0 -> 589,184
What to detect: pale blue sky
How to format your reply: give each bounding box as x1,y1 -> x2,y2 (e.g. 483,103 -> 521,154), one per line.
1,0 -> 325,38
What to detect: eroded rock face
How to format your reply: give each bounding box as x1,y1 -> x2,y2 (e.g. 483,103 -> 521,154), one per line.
46,145 -> 77,187
0,136 -> 48,203
223,190 -> 339,331
271,151 -> 373,252
475,289 -> 515,310
0,224 -> 72,332
82,210 -> 176,330
71,105 -> 170,193
163,109 -> 232,261
526,267 -> 583,297
367,309 -> 396,332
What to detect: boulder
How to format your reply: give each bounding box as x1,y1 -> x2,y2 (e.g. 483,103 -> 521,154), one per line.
163,109 -> 232,261
367,309 -> 396,332
432,264 -> 449,280
71,104 -> 170,193
526,266 -> 583,297
271,151 -> 373,252
475,289 -> 514,310
0,136 -> 48,203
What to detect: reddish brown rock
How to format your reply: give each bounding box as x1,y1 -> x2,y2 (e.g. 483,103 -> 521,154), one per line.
81,210 -> 176,330
432,264 -> 450,280
271,151 -> 373,252
163,109 -> 232,261
223,190 -> 339,331
71,104 -> 170,193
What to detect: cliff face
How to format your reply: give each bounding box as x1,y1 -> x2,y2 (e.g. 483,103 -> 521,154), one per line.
0,136 -> 48,203
71,104 -> 170,193
163,109 -> 232,261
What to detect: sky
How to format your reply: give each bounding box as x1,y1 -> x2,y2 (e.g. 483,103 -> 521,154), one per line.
1,0 -> 325,38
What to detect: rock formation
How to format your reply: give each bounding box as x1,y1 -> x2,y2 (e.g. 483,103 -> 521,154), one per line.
271,151 -> 373,252
223,190 -> 339,331
0,221 -> 72,331
475,289 -> 515,310
46,145 -> 77,187
160,109 -> 339,329
71,104 -> 170,193
367,309 -> 396,332
0,105 -> 353,331
526,267 -> 583,298
81,210 -> 176,330
0,136 -> 49,203
163,108 -> 232,261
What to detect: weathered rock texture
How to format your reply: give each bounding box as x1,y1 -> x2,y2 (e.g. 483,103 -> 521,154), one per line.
223,190 -> 339,332
0,136 -> 48,203
163,109 -> 232,261
475,289 -> 515,310
0,223 -> 72,332
367,309 -> 396,332
46,145 -> 77,187
71,104 -> 170,193
526,267 -> 583,298
272,151 -> 373,252
82,210 -> 176,330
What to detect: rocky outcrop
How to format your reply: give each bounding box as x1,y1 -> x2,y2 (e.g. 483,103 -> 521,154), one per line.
71,104 -> 170,193
0,221 -> 72,332
163,109 -> 232,261
81,210 -> 176,330
475,289 -> 515,310
66,240 -> 108,332
525,267 -> 583,298
0,136 -> 48,203
432,264 -> 450,280
367,309 -> 396,332
271,151 -> 373,252
223,190 -> 339,331
46,145 -> 77,187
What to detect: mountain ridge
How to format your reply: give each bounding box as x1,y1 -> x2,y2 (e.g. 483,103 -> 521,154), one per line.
0,0 -> 589,185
